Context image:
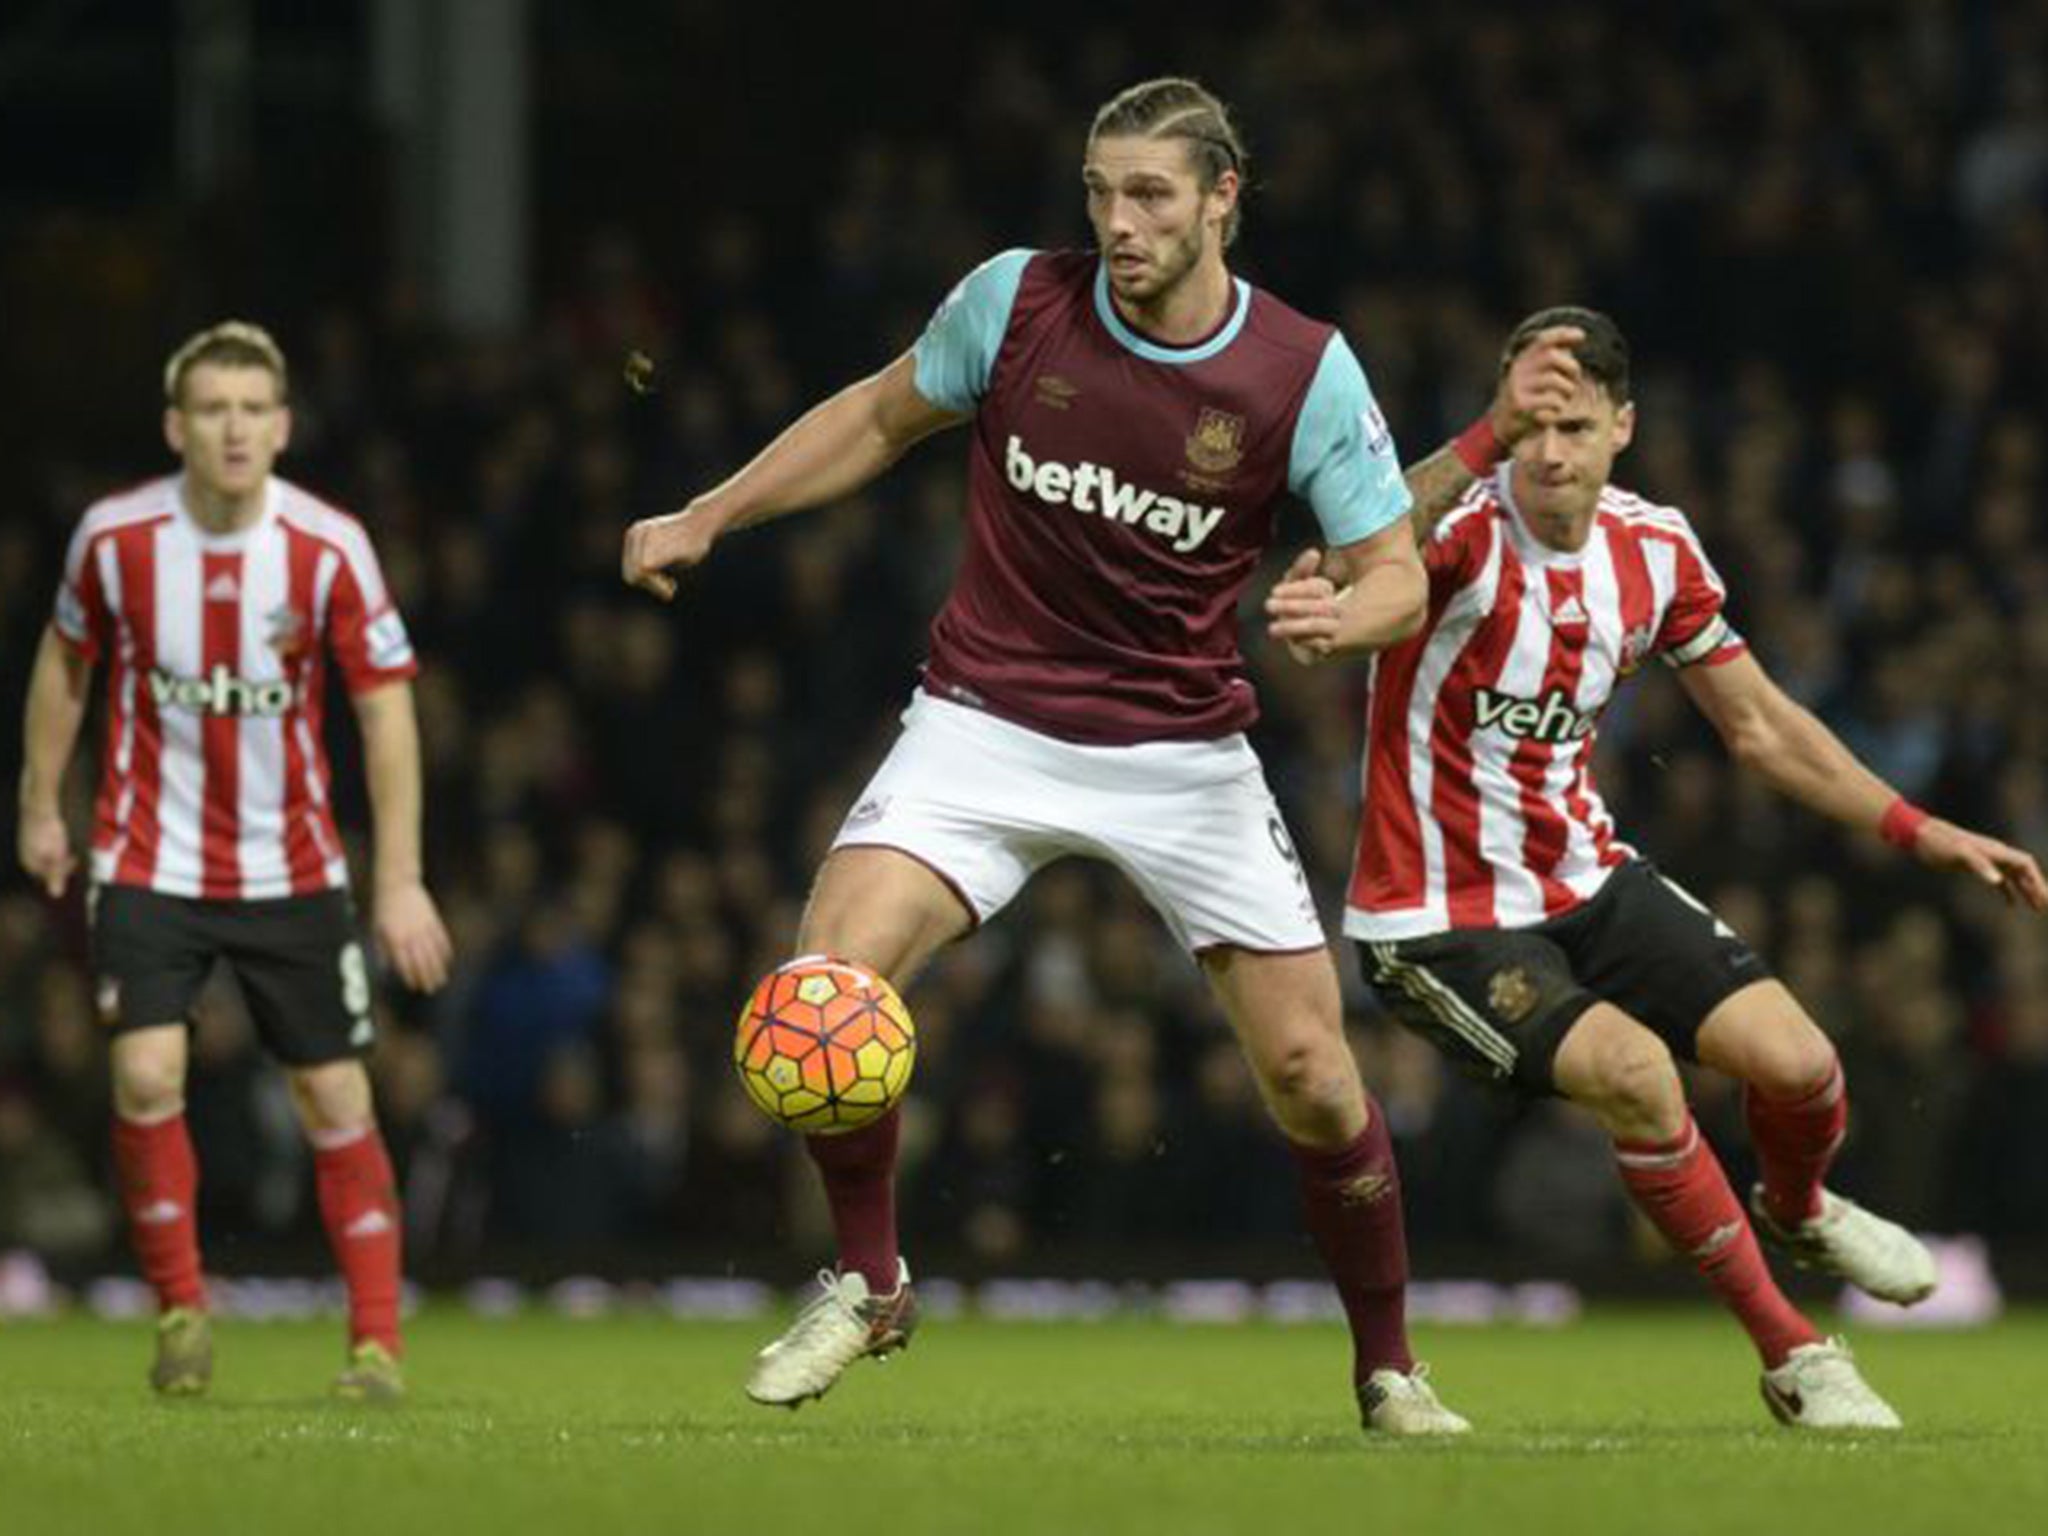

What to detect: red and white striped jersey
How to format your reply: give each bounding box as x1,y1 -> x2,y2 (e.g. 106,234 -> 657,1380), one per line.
1343,470 -> 1746,940
53,474 -> 418,901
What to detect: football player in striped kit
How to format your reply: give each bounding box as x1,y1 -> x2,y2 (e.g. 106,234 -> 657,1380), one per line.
1268,307 -> 2048,1429
16,321 -> 453,1400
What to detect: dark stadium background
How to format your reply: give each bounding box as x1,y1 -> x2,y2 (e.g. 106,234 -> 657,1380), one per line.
2,1 -> 2045,1303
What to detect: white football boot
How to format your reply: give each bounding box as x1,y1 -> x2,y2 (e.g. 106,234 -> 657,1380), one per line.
1760,1337 -> 1903,1430
1358,1363 -> 1473,1437
1749,1186 -> 1938,1305
746,1260 -> 917,1408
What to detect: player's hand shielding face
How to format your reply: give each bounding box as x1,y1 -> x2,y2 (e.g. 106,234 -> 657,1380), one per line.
1494,325 -> 1585,445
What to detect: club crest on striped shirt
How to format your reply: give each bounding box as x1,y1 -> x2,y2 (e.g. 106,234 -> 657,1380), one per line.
1618,623 -> 1656,676
265,603 -> 309,661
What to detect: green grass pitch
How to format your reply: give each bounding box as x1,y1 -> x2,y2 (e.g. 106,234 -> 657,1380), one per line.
3,1308 -> 2044,1535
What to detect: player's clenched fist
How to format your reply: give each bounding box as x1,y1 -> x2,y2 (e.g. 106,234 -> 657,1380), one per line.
622,505 -> 719,601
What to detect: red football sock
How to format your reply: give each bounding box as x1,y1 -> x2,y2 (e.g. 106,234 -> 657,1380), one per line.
112,1113 -> 206,1312
804,1107 -> 902,1294
1746,1062 -> 1847,1228
1615,1115 -> 1819,1367
312,1126 -> 404,1353
1289,1100 -> 1415,1381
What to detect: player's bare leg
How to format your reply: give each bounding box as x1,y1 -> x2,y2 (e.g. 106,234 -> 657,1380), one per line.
745,848 -> 974,1408
1205,946 -> 1469,1437
110,1025 -> 212,1396
1556,1005 -> 1899,1429
289,1059 -> 405,1401
1695,982 -> 1936,1305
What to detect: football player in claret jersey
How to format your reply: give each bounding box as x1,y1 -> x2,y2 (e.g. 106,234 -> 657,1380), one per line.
1267,307 -> 2048,1429
15,322 -> 453,1400
624,78 -> 1471,1436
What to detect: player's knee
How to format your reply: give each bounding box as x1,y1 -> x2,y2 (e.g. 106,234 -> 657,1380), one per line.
1253,1032 -> 1359,1124
1752,1026 -> 1839,1102
797,852 -> 965,983
1586,1032 -> 1682,1122
112,1048 -> 186,1120
288,1063 -> 372,1133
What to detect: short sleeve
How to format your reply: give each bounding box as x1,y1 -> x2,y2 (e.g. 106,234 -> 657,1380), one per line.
1423,501 -> 1496,593
911,249 -> 1034,414
326,532 -> 419,692
1287,334 -> 1412,547
52,520 -> 109,661
1658,536 -> 1747,669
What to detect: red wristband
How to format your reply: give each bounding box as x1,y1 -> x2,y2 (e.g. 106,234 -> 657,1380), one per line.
1451,416 -> 1503,476
1879,797 -> 1929,850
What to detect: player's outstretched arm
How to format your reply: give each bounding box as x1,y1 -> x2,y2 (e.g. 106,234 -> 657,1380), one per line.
622,353 -> 964,601
1402,325 -> 1585,545
352,680 -> 454,991
16,625 -> 91,898
1680,652 -> 2048,910
1264,518 -> 1427,666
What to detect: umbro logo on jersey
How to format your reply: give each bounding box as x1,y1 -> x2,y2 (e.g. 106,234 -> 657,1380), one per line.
1473,685 -> 1600,744
148,664 -> 297,718
205,572 -> 240,602
1005,436 -> 1227,554
1033,374 -> 1080,410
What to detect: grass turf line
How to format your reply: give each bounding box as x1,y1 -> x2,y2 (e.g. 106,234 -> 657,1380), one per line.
1,1309 -> 2043,1536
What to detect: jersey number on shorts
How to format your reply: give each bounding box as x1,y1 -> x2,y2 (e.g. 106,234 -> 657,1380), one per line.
339,941 -> 374,1046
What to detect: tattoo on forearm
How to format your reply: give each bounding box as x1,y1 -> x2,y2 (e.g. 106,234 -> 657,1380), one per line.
1402,446 -> 1478,545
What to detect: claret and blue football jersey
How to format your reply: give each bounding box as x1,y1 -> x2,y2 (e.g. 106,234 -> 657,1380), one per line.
910,249 -> 1410,744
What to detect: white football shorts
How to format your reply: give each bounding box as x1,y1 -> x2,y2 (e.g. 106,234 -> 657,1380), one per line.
830,691 -> 1326,954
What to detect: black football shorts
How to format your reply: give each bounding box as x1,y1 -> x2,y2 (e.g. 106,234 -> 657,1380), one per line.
1356,859 -> 1771,1096
89,884 -> 376,1067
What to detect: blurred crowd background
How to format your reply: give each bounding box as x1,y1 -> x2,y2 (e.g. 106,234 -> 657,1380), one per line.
3,0 -> 2047,1289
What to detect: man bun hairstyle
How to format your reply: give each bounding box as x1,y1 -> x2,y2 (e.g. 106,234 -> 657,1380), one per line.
1504,306 -> 1631,405
163,320 -> 289,407
1089,77 -> 1248,247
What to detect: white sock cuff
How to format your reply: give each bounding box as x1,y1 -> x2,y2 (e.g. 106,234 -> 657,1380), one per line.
307,1122 -> 375,1153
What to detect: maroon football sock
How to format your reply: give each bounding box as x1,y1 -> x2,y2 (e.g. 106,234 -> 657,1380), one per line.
112,1113 -> 207,1312
1615,1115 -> 1819,1367
1289,1101 -> 1415,1381
313,1125 -> 404,1353
1746,1062 -> 1846,1228
805,1107 -> 902,1293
